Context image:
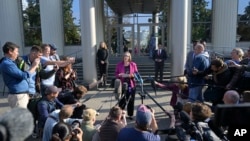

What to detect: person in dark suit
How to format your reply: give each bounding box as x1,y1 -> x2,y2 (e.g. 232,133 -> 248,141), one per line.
152,43 -> 167,82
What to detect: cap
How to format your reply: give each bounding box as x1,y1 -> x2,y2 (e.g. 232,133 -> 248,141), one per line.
49,43 -> 57,50
45,86 -> 62,95
82,108 -> 97,121
136,104 -> 152,126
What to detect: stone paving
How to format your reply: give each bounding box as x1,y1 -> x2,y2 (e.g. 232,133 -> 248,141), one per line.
0,74 -> 174,141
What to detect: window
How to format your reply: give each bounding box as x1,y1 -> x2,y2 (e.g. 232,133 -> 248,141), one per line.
21,0 -> 42,46
237,0 -> 250,41
62,0 -> 81,45
192,0 -> 212,42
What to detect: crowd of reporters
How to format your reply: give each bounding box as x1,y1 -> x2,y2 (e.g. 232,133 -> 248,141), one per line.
1,40 -> 250,141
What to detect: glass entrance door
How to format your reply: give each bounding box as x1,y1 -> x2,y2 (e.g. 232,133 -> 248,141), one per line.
108,24 -> 134,56
137,23 -> 166,57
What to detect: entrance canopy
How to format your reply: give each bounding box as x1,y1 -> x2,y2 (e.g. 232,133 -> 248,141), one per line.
105,0 -> 166,15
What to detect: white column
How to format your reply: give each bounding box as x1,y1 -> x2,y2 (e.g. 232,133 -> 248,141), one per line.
153,13 -> 159,49
187,0 -> 192,51
212,0 -> 237,54
80,0 -> 97,83
95,0 -> 105,45
0,0 -> 23,57
170,0 -> 188,76
40,0 -> 64,55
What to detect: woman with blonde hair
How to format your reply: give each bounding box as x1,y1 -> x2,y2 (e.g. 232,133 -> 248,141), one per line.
154,76 -> 189,107
96,41 -> 109,87
114,51 -> 139,119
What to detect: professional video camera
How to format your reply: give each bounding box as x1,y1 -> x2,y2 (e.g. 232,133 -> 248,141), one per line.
155,102 -> 227,141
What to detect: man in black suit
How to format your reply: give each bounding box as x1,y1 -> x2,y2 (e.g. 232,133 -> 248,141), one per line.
152,43 -> 167,82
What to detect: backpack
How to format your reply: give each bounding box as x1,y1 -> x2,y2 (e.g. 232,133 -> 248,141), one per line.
27,96 -> 43,122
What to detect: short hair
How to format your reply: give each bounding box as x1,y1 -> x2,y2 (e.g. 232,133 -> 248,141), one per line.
183,102 -> 192,114
59,105 -> 74,119
30,45 -> 42,53
210,58 -> 224,68
224,90 -> 240,104
2,42 -> 19,54
232,48 -> 244,59
73,85 -> 88,96
41,43 -> 50,50
191,103 -> 212,121
51,122 -> 72,141
109,106 -> 122,119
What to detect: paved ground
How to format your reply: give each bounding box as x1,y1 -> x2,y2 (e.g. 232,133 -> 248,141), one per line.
0,75 -> 174,141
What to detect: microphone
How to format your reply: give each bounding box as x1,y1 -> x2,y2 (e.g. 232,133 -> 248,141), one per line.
0,107 -> 34,141
134,72 -> 143,84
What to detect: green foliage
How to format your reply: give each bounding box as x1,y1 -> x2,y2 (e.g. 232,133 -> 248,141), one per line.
238,2 -> 250,41
62,0 -> 81,45
192,0 -> 212,42
22,0 -> 42,46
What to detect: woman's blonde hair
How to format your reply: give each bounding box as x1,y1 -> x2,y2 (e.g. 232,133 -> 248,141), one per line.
123,51 -> 132,62
172,76 -> 188,90
99,41 -> 108,50
232,47 -> 244,60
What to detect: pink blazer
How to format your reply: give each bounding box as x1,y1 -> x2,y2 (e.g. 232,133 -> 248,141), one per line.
115,61 -> 138,88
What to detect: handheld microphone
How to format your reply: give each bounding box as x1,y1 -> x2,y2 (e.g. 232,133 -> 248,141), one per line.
0,108 -> 34,141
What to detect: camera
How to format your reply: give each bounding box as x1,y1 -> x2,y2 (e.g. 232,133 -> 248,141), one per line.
71,121 -> 80,134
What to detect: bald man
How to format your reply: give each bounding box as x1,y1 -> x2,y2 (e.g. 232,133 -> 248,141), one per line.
223,90 -> 240,104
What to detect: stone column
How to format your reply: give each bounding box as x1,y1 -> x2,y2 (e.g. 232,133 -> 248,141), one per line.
40,0 -> 64,55
95,0 -> 105,46
170,0 -> 188,76
212,0 -> 238,54
0,0 -> 23,56
153,13 -> 159,49
80,0 -> 97,83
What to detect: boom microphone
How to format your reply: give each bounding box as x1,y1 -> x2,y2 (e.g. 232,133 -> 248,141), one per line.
0,107 -> 34,141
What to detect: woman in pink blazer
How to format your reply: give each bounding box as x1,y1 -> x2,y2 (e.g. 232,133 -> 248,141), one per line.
114,51 -> 138,119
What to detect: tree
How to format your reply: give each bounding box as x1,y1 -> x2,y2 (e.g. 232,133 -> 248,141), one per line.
62,0 -> 81,45
22,0 -> 42,46
192,0 -> 212,42
237,2 -> 250,41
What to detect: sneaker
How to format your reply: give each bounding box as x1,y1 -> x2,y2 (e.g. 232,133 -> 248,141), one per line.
32,133 -> 38,138
127,116 -> 133,120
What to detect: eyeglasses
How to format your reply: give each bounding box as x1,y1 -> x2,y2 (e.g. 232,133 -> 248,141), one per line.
124,55 -> 130,57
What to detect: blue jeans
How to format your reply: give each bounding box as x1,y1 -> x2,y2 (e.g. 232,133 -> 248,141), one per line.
189,86 -> 203,102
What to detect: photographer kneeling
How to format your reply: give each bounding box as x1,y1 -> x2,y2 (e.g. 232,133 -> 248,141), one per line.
116,104 -> 160,141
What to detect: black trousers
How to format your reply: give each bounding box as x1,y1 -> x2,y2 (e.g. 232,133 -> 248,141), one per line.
98,62 -> 108,78
118,87 -> 136,117
155,62 -> 164,82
